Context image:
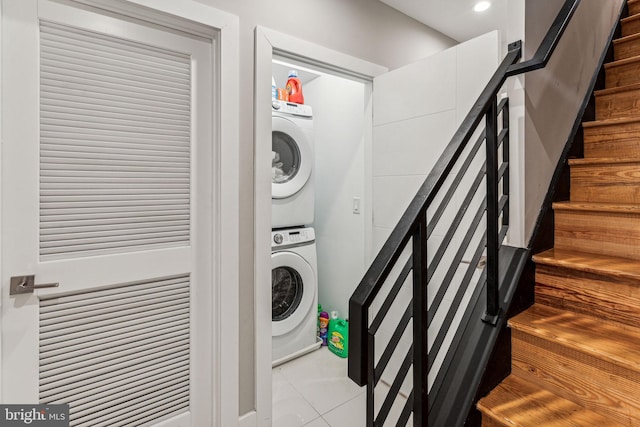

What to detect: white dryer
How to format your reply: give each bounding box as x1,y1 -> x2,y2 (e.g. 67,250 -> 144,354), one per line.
271,227 -> 319,366
272,100 -> 314,228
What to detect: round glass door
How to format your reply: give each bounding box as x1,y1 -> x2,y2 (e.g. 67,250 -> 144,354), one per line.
271,251 -> 315,337
272,116 -> 312,199
272,266 -> 303,322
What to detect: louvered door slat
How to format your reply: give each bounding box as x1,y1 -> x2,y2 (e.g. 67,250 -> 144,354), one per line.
40,284 -> 187,320
42,103 -> 190,126
41,329 -> 188,372
40,20 -> 191,259
75,390 -> 189,427
41,140 -> 190,155
40,355 -> 189,401
40,102 -> 186,125
40,275 -> 190,425
40,293 -> 188,334
41,335 -> 189,383
72,385 -> 189,426
40,275 -> 187,309
41,321 -> 189,363
40,50 -> 189,85
40,53 -> 190,87
40,297 -> 189,334
65,371 -> 189,417
40,351 -> 190,399
40,209 -> 189,220
40,313 -> 189,355
40,225 -> 189,242
42,86 -> 191,115
72,375 -> 188,415
41,22 -> 191,70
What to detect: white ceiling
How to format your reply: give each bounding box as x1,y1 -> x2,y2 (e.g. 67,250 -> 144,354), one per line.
272,58 -> 322,89
379,0 -> 508,43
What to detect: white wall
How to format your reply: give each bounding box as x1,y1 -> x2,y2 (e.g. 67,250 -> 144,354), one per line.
191,0 -> 456,416
504,0 -> 526,247
522,0 -> 624,244
369,31 -> 501,395
304,75 -> 368,319
372,31 -> 500,255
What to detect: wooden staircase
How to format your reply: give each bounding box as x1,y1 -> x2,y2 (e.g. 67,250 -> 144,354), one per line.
476,3 -> 640,426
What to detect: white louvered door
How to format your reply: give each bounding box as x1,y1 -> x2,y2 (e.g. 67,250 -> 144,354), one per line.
2,1 -> 214,425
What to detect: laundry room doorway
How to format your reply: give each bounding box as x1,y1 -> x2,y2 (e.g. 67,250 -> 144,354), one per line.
255,26 -> 387,424
271,57 -> 371,329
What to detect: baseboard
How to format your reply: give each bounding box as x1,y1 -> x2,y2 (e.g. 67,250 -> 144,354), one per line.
239,411 -> 257,427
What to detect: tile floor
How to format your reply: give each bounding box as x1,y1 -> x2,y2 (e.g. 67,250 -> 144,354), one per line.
272,346 -> 410,426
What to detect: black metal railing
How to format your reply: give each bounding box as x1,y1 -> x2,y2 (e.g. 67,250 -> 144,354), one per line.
348,0 -> 583,425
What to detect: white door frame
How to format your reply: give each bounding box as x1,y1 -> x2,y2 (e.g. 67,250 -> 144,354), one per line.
254,26 -> 386,426
0,1 -> 239,425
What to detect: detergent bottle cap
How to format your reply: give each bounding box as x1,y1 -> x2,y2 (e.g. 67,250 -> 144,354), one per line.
288,70 -> 298,78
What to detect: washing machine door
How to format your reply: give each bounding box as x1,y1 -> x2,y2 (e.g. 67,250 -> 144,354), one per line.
271,250 -> 315,337
272,115 -> 312,199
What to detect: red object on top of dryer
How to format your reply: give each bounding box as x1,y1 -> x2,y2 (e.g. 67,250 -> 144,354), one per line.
286,70 -> 304,104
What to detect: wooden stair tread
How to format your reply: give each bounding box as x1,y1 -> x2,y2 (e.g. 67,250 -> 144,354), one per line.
477,372 -> 626,427
622,13 -> 640,25
605,53 -> 640,69
568,156 -> 640,166
614,31 -> 640,46
509,304 -> 640,373
582,115 -> 640,128
553,201 -> 640,214
594,80 -> 640,96
533,248 -> 640,281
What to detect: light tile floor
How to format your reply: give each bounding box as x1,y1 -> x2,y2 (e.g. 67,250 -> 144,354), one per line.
272,347 -> 410,426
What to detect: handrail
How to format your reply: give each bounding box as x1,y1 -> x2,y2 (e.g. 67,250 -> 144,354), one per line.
506,0 -> 582,76
348,0 -> 583,424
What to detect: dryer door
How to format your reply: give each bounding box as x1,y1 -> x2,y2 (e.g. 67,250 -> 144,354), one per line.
272,115 -> 312,199
271,250 -> 315,336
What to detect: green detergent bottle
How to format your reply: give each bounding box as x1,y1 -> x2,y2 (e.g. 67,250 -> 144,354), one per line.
328,318 -> 349,358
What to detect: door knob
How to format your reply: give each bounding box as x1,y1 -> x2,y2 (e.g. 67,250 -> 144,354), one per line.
10,275 -> 59,295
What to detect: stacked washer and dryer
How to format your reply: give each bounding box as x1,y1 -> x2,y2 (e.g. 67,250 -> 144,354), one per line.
271,99 -> 320,366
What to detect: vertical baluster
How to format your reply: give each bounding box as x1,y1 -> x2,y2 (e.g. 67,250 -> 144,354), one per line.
367,331 -> 375,426
349,302 -> 367,386
483,97 -> 501,325
502,99 -> 510,229
412,215 -> 428,426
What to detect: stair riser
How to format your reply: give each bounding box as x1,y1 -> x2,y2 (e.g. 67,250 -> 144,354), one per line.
570,163 -> 640,203
480,415 -> 505,427
512,330 -> 640,425
596,87 -> 640,120
606,61 -> 640,87
632,2 -> 640,16
622,17 -> 640,38
554,208 -> 640,260
614,37 -> 640,61
584,122 -> 640,158
535,264 -> 640,328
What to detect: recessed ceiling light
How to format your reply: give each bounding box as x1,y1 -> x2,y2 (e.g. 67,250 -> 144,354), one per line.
474,1 -> 491,12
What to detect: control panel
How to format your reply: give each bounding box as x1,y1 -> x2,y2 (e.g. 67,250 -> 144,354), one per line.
272,99 -> 312,117
271,227 -> 315,249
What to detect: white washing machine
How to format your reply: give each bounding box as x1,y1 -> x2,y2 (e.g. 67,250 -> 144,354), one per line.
271,227 -> 320,366
272,100 -> 314,229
